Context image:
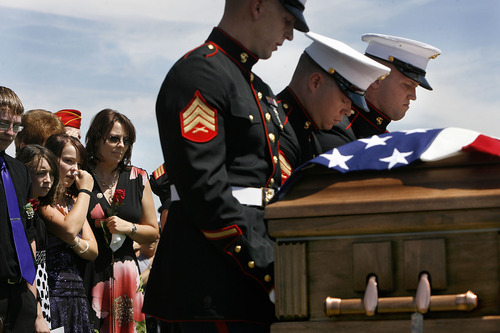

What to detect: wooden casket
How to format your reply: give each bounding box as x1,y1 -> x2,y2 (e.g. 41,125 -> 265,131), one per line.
266,151 -> 500,332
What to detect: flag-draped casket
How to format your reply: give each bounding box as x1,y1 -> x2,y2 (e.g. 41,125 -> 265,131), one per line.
266,128 -> 500,332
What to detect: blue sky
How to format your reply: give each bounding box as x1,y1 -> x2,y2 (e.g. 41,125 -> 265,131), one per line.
1,0 -> 499,210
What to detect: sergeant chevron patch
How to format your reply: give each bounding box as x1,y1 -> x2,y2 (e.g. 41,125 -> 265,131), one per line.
181,90 -> 217,142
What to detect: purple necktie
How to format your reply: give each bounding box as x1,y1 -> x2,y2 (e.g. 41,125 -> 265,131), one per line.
0,156 -> 36,285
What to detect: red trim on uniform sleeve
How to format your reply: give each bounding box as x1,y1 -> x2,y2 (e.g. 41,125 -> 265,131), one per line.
201,224 -> 242,240
279,150 -> 292,185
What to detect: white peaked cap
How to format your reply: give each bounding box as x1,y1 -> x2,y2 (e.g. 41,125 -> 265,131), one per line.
305,32 -> 391,92
362,33 -> 441,90
363,33 -> 441,71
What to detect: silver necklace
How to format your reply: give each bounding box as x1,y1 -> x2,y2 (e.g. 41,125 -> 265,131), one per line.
93,171 -> 118,192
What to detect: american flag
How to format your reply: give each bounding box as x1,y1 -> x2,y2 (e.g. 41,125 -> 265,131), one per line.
276,127 -> 500,200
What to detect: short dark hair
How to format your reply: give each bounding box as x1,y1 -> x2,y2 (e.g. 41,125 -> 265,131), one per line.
16,144 -> 60,206
85,109 -> 136,172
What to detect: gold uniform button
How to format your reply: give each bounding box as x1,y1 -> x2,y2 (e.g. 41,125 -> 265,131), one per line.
257,92 -> 263,100
268,133 -> 275,143
283,103 -> 289,110
207,44 -> 214,50
304,121 -> 311,129
235,245 -> 242,253
248,261 -> 255,269
249,115 -> 254,122
265,113 -> 271,122
351,109 -> 355,115
269,178 -> 275,186
273,156 -> 278,164
250,73 -> 254,82
264,275 -> 272,282
376,117 -> 383,125
240,52 -> 248,63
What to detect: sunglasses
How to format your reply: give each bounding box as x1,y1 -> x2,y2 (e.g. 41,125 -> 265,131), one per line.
107,135 -> 134,146
0,121 -> 23,133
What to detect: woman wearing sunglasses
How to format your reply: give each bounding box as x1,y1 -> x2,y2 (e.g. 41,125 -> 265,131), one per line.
84,109 -> 158,332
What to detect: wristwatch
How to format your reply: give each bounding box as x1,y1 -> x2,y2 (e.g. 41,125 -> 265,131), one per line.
129,223 -> 137,237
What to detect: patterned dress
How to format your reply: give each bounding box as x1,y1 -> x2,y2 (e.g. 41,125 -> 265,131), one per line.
85,166 -> 147,333
34,213 -> 51,329
45,197 -> 93,333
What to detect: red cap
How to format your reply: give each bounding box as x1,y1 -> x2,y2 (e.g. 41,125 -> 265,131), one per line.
55,109 -> 82,129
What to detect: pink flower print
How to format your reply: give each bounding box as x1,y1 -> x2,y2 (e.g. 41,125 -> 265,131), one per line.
90,203 -> 106,228
91,260 -> 145,332
130,166 -> 147,186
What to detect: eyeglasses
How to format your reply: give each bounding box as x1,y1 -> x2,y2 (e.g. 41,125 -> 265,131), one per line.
107,135 -> 134,146
0,121 -> 23,133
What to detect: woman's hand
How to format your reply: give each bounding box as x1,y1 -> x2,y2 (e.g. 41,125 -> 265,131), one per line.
105,215 -> 132,235
74,169 -> 94,191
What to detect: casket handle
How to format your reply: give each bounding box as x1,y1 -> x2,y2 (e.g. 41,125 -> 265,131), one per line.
325,290 -> 477,317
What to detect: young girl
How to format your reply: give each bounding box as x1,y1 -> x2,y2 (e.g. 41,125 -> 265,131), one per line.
17,144 -> 60,332
39,133 -> 98,333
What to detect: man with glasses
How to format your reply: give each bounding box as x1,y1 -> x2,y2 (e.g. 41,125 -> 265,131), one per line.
144,0 -> 308,331
277,32 -> 390,180
317,33 -> 441,151
0,86 -> 40,332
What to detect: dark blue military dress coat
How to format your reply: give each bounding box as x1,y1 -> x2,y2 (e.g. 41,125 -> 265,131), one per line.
144,28 -> 293,324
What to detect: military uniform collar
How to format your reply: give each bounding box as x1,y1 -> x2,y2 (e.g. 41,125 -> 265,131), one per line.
207,28 -> 259,73
351,101 -> 391,133
280,87 -> 318,131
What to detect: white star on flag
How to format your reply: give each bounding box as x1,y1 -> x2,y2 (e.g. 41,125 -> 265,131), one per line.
323,148 -> 353,170
379,148 -> 413,169
402,128 -> 430,135
359,135 -> 393,149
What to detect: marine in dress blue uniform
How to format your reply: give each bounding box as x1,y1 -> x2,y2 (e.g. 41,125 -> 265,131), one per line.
317,33 -> 441,152
143,1 -> 309,331
278,32 -> 390,177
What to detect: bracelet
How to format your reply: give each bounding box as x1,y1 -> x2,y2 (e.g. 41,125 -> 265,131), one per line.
78,189 -> 92,196
69,236 -> 81,249
79,240 -> 90,254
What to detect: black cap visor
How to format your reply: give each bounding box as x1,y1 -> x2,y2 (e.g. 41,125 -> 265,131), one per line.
280,0 -> 309,32
331,71 -> 369,112
369,54 -> 432,90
